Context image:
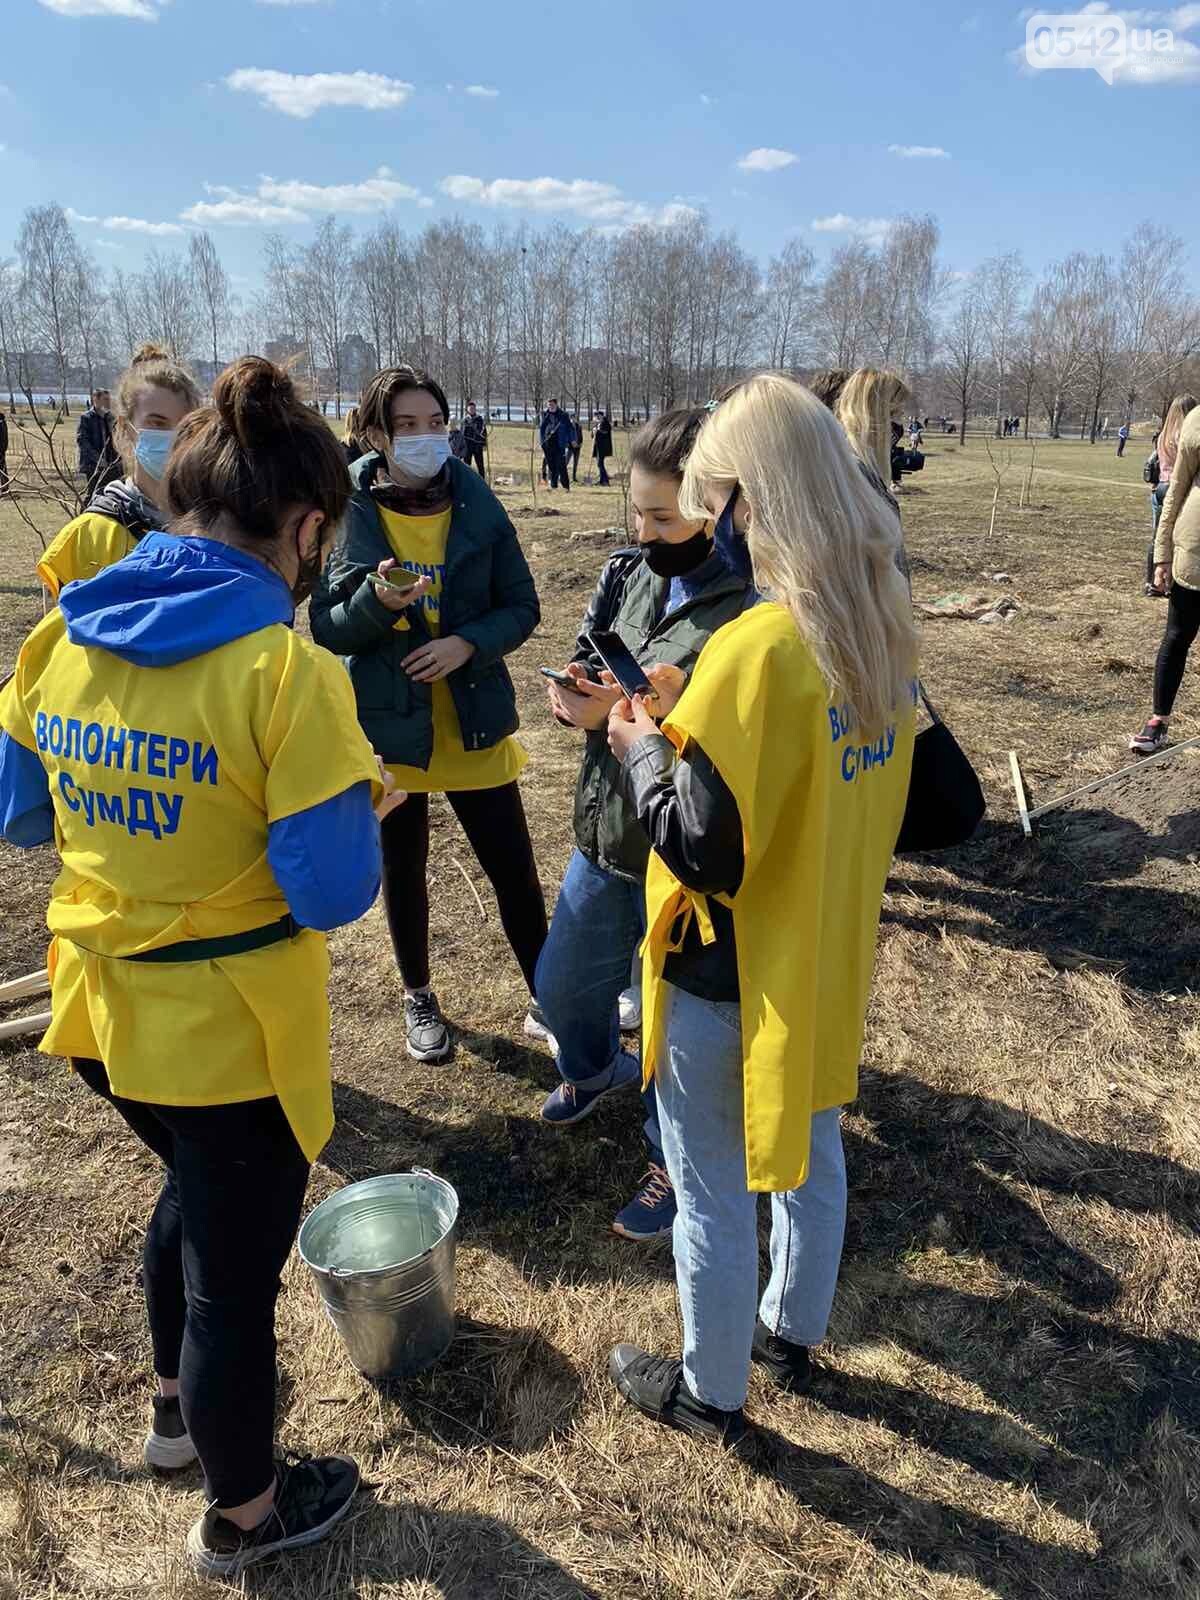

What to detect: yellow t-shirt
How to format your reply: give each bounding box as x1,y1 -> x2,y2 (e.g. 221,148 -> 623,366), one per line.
38,512 -> 137,598
0,610 -> 383,1161
641,604 -> 916,1192
377,506 -> 526,793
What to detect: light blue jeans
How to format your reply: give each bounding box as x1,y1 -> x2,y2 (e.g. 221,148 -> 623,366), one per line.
655,983 -> 848,1412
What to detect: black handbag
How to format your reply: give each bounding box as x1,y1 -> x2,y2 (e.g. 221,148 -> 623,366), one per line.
896,686 -> 985,852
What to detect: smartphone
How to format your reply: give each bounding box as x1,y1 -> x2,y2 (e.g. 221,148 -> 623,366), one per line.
586,630 -> 657,701
368,568 -> 422,597
540,667 -> 577,688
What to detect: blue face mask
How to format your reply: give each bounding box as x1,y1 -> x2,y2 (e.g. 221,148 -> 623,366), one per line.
714,485 -> 754,587
134,427 -> 176,481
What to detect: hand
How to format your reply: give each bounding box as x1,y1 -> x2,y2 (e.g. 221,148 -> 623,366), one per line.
1155,562 -> 1172,593
372,560 -> 431,614
644,663 -> 686,717
402,634 -> 476,683
547,664 -> 618,730
607,693 -> 660,762
373,759 -> 408,820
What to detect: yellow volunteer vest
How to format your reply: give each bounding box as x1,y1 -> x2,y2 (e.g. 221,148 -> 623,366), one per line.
377,507 -> 526,793
38,512 -> 136,598
0,609 -> 382,1161
641,603 -> 915,1192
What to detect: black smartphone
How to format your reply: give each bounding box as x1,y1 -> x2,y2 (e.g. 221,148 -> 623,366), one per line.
539,667 -> 576,687
586,630 -> 657,701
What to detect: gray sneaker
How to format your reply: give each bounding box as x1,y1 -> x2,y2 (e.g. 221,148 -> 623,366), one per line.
405,990 -> 452,1061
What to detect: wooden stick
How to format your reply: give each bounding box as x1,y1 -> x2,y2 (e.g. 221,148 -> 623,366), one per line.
1009,751 -> 1032,838
1026,732 -> 1200,824
0,968 -> 49,1003
0,1009 -> 51,1042
450,856 -> 488,922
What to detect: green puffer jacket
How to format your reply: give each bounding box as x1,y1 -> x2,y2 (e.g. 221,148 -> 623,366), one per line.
571,548 -> 751,881
309,454 -> 540,768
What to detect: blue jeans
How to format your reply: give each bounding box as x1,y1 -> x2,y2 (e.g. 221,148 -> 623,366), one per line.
535,849 -> 658,1157
655,983 -> 848,1412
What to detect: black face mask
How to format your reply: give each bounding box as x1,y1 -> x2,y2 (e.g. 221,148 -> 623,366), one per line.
291,530 -> 324,606
640,528 -> 712,578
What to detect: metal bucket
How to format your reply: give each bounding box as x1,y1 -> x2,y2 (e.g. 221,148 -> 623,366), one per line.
298,1169 -> 459,1380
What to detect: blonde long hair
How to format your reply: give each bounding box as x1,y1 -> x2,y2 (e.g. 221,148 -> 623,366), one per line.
680,372 -> 918,736
834,367 -> 912,484
1159,393 -> 1199,471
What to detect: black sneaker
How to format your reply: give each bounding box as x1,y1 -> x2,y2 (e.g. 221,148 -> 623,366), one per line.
405,990 -> 451,1062
186,1452 -> 360,1578
143,1393 -> 198,1471
607,1345 -> 746,1445
751,1319 -> 814,1395
1130,719 -> 1169,755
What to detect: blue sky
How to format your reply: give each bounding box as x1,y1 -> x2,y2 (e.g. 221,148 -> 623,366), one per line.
3,0 -> 1200,282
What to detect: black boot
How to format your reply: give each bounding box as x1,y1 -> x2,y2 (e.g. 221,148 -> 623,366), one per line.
608,1345 -> 746,1444
751,1319 -> 813,1394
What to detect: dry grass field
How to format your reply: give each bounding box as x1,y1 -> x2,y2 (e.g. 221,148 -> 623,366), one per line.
1,419 -> 1198,1600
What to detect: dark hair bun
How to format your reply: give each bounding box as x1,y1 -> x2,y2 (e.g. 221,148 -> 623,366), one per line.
214,357 -> 298,448
131,341 -> 172,366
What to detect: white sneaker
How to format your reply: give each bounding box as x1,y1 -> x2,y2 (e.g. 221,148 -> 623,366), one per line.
524,1004 -> 559,1056
618,986 -> 642,1032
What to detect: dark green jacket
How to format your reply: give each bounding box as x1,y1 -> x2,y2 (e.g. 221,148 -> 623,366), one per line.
309,454 -> 540,769
571,548 -> 751,881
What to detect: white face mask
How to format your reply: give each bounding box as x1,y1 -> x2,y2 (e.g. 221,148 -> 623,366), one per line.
390,433 -> 451,482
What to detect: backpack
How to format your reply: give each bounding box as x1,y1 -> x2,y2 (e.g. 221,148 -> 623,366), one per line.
1143,452 -> 1160,486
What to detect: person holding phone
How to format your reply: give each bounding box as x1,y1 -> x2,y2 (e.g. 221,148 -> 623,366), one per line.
535,409 -> 751,1241
602,373 -> 917,1443
0,358 -> 398,1574
310,364 -> 546,1063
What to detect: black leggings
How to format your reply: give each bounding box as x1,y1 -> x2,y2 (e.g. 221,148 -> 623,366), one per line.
1153,580 -> 1200,718
72,1058 -> 309,1508
381,781 -> 547,993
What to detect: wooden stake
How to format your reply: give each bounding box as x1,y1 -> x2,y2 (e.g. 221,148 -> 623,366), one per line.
1023,732 -> 1200,829
0,1009 -> 51,1042
1010,751 -> 1032,837
0,968 -> 49,1003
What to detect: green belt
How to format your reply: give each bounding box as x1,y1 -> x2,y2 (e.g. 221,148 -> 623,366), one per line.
118,915 -> 299,964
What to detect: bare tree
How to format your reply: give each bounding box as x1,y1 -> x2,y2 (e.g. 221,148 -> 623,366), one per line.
135,249 -> 199,359
0,257 -> 22,411
65,250 -> 110,395
189,231 -> 232,380
942,279 -> 986,445
765,239 -> 816,372
302,218 -> 355,417
17,203 -> 79,408
977,251 -> 1028,436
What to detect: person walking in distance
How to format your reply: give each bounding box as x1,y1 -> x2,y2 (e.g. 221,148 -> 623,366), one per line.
463,401 -> 488,476
1117,422 -> 1130,457
0,407 -> 8,495
310,364 -> 546,1064
76,387 -> 120,498
1131,402 -> 1200,754
540,398 -> 574,491
566,412 -> 583,481
0,358 -> 400,1575
593,409 -> 614,486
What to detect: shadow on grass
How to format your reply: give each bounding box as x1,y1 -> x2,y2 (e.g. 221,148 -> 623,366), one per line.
240,1499 -> 602,1599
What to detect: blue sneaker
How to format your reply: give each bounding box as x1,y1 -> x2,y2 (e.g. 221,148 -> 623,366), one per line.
612,1163 -> 676,1240
540,1052 -> 640,1126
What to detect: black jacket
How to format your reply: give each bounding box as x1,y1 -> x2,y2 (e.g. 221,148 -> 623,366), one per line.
464,413 -> 487,448
0,411 -> 8,456
593,418 -> 613,460
77,406 -> 116,477
624,732 -> 743,1001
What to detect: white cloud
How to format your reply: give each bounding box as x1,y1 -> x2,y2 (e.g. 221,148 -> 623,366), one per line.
68,205 -> 183,235
464,84 -> 499,97
439,174 -> 698,229
699,93 -> 716,106
96,239 -> 124,250
736,147 -> 798,173
1012,3 -> 1200,81
182,167 -> 425,226
812,213 -> 893,244
38,0 -> 166,16
888,143 -> 951,158
256,0 -> 329,5
224,67 -> 413,118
